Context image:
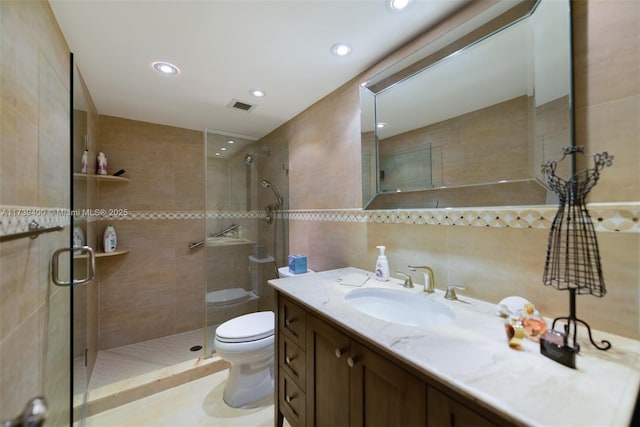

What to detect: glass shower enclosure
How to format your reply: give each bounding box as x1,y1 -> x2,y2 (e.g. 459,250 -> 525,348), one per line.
203,130 -> 285,356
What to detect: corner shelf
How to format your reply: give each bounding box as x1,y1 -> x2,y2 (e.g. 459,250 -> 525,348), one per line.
73,173 -> 130,183
96,249 -> 129,258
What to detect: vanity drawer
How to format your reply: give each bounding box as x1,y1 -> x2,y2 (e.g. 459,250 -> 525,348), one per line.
279,334 -> 306,389
279,369 -> 306,427
278,296 -> 306,347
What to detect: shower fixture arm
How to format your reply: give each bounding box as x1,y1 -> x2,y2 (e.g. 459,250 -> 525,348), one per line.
260,179 -> 283,208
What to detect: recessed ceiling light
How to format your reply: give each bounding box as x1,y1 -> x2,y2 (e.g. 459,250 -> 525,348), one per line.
330,43 -> 352,57
215,152 -> 221,156
249,89 -> 266,97
221,147 -> 227,151
152,61 -> 180,75
386,0 -> 413,12
227,140 -> 235,144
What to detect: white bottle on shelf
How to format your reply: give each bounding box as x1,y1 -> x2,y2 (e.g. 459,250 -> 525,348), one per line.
73,226 -> 85,255
103,224 -> 117,253
97,152 -> 108,175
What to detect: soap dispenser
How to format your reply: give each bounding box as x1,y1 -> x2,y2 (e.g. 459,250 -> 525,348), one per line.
375,245 -> 389,281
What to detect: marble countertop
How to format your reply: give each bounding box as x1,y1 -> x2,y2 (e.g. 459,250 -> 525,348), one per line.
269,267 -> 640,427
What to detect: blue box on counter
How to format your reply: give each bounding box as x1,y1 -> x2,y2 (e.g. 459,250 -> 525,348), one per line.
288,255 -> 308,274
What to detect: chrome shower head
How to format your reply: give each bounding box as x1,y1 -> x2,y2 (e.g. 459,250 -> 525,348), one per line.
260,179 -> 283,207
244,150 -> 270,166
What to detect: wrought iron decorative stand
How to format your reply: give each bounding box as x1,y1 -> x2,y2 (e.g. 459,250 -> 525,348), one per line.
541,146 -> 614,356
551,288 -> 611,351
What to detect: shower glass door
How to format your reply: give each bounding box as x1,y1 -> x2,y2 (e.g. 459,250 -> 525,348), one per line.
71,54 -> 97,426
204,130 -> 260,357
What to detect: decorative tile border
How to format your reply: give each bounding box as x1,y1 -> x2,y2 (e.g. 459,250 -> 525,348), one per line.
288,203 -> 640,233
0,206 -> 70,237
2,204 -> 638,237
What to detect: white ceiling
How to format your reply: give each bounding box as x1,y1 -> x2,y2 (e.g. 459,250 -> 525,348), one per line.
50,0 -> 468,140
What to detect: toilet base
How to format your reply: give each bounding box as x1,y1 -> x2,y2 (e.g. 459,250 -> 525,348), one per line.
223,359 -> 274,408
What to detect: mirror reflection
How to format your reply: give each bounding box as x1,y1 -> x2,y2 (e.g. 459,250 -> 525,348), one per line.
362,0 -> 572,209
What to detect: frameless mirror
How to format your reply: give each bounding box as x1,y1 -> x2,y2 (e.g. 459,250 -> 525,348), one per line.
362,0 -> 573,209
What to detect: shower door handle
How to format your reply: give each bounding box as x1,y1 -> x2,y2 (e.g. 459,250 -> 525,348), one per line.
0,396 -> 47,427
51,245 -> 95,287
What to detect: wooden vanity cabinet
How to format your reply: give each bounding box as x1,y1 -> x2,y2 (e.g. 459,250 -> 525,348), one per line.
427,387 -> 496,427
275,293 -> 507,427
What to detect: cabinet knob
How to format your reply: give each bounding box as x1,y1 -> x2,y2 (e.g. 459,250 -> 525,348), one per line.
284,318 -> 293,327
334,348 -> 344,358
347,356 -> 357,367
285,394 -> 295,403
285,355 -> 295,365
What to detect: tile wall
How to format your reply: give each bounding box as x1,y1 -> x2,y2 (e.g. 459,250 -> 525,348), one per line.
270,0 -> 640,340
0,1 -> 72,424
95,116 -> 205,349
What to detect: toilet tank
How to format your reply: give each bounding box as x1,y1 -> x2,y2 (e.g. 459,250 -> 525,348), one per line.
248,255 -> 276,296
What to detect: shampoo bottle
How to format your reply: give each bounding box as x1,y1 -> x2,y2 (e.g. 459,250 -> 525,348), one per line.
73,226 -> 85,255
81,150 -> 88,174
103,224 -> 117,253
97,152 -> 108,175
375,245 -> 389,281
81,135 -> 89,174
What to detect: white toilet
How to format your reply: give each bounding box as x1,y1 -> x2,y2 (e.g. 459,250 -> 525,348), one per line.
214,263 -> 315,408
214,310 -> 275,408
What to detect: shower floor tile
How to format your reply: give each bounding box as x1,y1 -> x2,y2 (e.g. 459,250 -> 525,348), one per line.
89,329 -> 206,390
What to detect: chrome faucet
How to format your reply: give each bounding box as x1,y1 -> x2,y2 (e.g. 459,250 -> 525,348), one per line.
395,272 -> 414,288
445,285 -> 469,304
408,265 -> 435,293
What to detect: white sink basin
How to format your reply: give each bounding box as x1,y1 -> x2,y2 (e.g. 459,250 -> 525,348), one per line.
345,287 -> 455,327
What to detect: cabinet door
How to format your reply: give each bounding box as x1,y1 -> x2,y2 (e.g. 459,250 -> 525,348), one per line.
427,387 -> 496,427
349,342 -> 426,427
306,315 -> 351,427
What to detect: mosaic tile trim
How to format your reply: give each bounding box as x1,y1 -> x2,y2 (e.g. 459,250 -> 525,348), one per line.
2,205 -> 637,235
288,204 -> 640,233
0,206 -> 70,237
87,210 -> 266,221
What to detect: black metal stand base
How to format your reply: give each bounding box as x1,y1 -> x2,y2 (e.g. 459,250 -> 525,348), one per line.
551,289 -> 612,352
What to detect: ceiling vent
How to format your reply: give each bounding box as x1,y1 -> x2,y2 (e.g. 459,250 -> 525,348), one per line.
227,99 -> 256,112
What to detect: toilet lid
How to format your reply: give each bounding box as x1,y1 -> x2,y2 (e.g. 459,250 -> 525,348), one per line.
207,288 -> 250,306
215,311 -> 274,343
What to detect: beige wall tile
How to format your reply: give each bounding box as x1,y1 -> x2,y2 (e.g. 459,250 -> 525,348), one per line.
277,0 -> 640,340
572,0 -> 639,109
0,306 -> 45,419
0,2 -> 71,422
97,115 -> 203,211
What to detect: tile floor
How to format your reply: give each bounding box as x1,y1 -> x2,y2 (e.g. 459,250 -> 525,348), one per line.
85,369 -> 288,427
89,329 -> 207,389
76,329 -> 288,427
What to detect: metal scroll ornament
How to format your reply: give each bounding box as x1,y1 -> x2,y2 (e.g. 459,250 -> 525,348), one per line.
541,146 -> 614,353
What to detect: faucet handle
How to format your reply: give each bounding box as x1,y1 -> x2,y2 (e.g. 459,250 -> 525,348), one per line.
395,272 -> 414,288
445,285 -> 466,301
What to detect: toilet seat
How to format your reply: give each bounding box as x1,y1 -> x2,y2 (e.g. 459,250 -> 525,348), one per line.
215,311 -> 274,343
207,288 -> 250,306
